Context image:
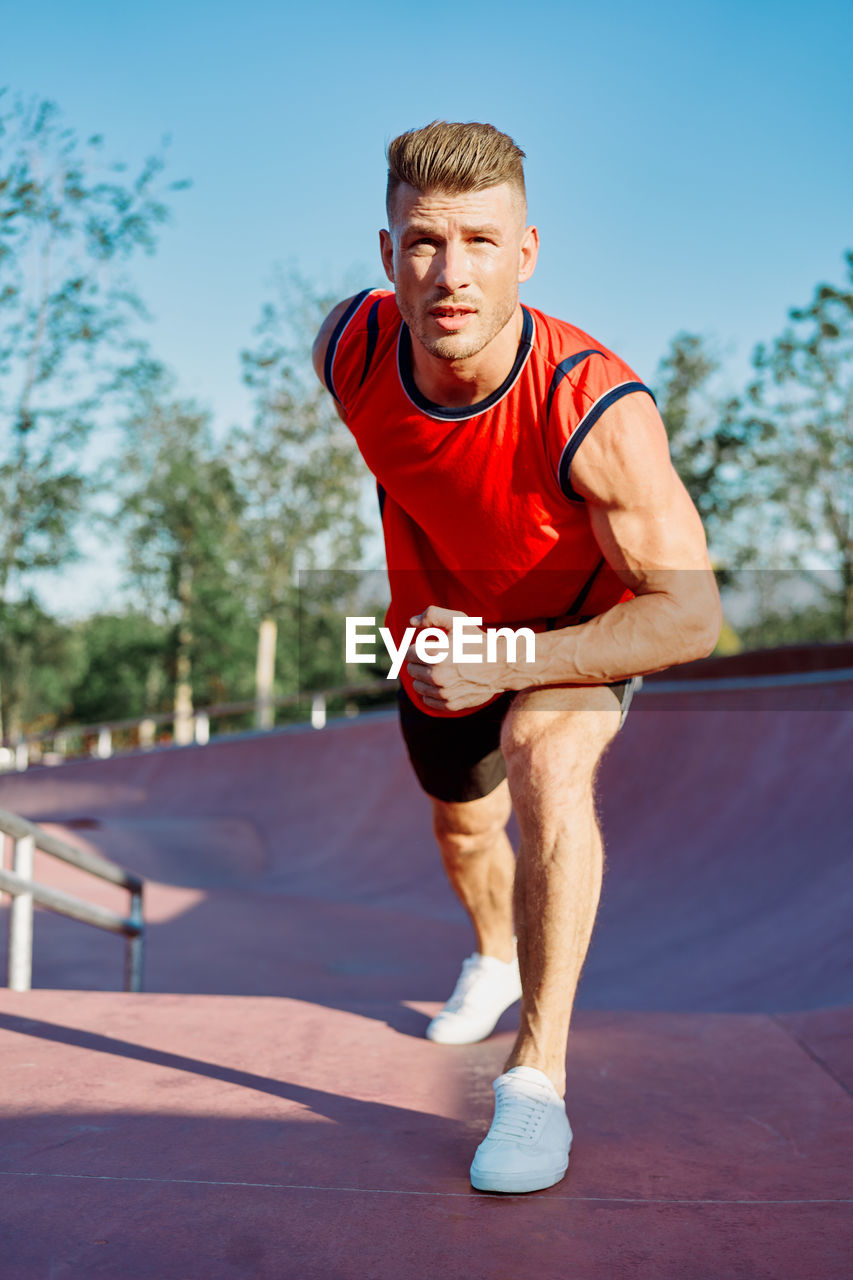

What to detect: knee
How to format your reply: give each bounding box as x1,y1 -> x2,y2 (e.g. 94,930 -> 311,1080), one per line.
499,690 -> 619,793
499,721 -> 568,798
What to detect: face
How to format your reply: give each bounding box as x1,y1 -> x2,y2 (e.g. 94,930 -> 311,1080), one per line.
379,182 -> 538,363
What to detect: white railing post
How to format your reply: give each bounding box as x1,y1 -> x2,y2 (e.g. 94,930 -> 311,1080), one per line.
8,834 -> 35,991
95,727 -> 113,759
173,685 -> 195,746
139,719 -> 156,749
254,618 -> 277,729
14,742 -> 28,772
310,695 -> 327,729
193,712 -> 210,746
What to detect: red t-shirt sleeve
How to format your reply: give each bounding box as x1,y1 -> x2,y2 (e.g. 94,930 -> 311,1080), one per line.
322,289 -> 390,420
543,343 -> 655,503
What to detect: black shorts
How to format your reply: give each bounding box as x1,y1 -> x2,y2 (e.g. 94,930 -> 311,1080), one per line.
397,678 -> 640,804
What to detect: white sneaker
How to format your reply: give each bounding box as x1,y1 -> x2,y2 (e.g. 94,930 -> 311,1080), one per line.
425,947 -> 522,1045
470,1066 -> 572,1193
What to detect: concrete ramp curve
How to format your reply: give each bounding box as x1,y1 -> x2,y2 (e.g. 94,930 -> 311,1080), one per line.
0,652 -> 851,1278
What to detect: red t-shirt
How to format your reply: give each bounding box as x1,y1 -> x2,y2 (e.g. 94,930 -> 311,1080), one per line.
324,289 -> 654,715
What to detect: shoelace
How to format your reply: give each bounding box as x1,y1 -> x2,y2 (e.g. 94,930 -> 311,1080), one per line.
490,1081 -> 551,1141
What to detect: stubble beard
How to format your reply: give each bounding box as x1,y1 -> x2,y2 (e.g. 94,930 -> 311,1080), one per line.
400,292 -> 519,363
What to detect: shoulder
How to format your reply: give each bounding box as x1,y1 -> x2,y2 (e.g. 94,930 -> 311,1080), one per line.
570,388 -> 672,506
526,305 -> 643,410
312,289 -> 396,382
311,297 -> 356,381
526,305 -> 657,501
312,289 -> 398,400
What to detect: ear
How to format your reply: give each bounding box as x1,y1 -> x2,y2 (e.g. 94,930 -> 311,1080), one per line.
518,224 -> 539,284
379,229 -> 395,284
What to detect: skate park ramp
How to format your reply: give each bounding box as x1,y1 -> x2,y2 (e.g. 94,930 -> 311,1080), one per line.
1,648 -> 851,1278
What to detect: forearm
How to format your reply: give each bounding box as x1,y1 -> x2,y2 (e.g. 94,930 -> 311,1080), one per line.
506,576 -> 722,689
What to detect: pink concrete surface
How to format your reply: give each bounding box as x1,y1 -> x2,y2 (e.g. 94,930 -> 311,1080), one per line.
1,991 -> 851,1280
0,657 -> 851,1277
0,679 -> 851,1013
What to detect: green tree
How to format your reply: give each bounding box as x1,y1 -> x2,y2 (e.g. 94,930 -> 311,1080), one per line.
0,92 -> 184,737
67,610 -> 171,726
654,332 -> 753,556
114,372 -> 248,737
0,596 -> 82,739
736,598 -> 846,651
229,273 -> 377,722
744,251 -> 853,636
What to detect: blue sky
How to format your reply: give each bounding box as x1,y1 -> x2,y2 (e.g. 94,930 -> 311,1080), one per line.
5,0 -> 852,613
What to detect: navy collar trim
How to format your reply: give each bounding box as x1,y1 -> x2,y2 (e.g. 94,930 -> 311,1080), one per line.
397,306 -> 535,421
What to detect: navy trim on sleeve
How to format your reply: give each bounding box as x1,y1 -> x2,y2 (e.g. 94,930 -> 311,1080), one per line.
323,289 -> 372,404
545,349 -> 605,421
377,481 -> 386,519
360,298 -> 382,387
557,381 -> 657,502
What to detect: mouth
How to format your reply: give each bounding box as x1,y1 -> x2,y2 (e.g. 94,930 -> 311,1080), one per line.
429,304 -> 477,332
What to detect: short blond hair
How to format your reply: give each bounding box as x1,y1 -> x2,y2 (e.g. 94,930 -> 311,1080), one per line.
386,121 -> 526,222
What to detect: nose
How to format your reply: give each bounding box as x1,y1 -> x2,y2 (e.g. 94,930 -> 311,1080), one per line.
434,240 -> 471,293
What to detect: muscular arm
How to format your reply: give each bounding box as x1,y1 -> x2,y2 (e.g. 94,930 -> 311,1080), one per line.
407,392 -> 722,709
521,390 -> 721,685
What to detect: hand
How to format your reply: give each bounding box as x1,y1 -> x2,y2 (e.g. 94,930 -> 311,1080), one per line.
405,605 -> 511,712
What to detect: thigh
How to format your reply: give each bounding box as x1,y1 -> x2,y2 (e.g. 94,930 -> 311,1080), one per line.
398,677 -> 639,804
500,683 -> 624,803
396,685 -> 513,803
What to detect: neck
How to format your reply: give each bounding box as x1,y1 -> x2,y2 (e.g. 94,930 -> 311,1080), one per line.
409,306 -> 525,407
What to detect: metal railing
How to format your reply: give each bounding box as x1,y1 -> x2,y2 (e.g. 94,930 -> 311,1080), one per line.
0,680 -> 395,772
0,807 -> 144,993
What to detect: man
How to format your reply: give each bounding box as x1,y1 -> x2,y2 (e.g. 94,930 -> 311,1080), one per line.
313,121 -> 721,1194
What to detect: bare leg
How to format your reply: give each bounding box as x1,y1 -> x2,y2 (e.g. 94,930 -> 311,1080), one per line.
500,685 -> 621,1097
431,783 -> 515,962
